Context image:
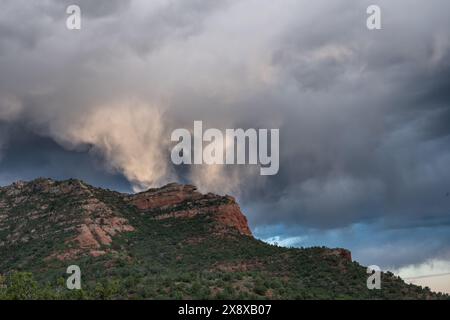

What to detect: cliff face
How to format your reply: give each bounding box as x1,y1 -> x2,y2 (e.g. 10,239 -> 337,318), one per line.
128,183 -> 252,237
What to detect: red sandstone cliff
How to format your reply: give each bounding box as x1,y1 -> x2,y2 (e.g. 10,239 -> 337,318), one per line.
127,183 -> 252,237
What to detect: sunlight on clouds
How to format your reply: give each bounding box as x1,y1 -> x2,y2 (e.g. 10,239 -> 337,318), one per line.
53,99 -> 174,192
393,259 -> 450,294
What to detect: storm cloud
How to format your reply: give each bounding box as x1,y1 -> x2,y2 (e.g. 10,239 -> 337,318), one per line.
1,0 -> 450,273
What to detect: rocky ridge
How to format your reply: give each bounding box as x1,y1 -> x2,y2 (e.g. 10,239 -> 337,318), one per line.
0,178 -> 252,261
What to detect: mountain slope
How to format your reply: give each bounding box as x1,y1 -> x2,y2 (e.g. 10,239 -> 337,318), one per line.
0,178 -> 446,299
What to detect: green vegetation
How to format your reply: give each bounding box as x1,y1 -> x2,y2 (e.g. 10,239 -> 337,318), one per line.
0,179 -> 448,300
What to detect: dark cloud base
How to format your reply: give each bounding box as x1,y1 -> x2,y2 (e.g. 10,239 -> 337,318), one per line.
0,125 -> 131,192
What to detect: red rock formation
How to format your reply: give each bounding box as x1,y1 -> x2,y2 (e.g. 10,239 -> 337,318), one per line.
327,248 -> 352,262
76,224 -> 101,249
62,198 -> 135,260
337,249 -> 352,262
128,183 -> 253,237
214,202 -> 252,237
130,183 -> 203,210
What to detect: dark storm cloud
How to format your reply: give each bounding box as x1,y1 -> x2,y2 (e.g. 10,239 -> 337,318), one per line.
0,123 -> 131,191
234,0 -> 450,231
0,0 -> 450,258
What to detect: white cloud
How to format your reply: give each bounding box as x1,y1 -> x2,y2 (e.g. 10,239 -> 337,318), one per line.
392,259 -> 450,294
264,235 -> 307,248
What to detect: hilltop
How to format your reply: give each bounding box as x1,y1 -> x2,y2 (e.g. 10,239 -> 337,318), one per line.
0,178 -> 446,299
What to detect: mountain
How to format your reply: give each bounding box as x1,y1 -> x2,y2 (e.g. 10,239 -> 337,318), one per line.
0,178 -> 446,299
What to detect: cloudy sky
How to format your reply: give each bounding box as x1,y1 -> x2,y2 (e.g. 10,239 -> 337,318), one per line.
1,0 -> 449,293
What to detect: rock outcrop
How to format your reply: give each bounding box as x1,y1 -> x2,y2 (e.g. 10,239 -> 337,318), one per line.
128,183 -> 252,237
320,248 -> 352,262
330,248 -> 352,262
130,183 -> 202,210
0,178 -> 135,260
